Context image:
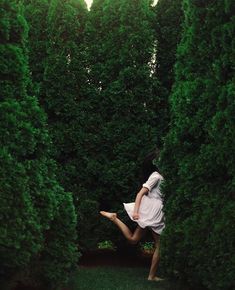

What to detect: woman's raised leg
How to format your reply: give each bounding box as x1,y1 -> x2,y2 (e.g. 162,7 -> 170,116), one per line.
100,211 -> 146,244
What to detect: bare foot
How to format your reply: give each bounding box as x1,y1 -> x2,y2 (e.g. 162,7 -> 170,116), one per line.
148,276 -> 164,282
100,211 -> 117,221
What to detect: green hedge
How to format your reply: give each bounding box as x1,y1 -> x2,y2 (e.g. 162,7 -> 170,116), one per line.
160,1 -> 235,289
0,1 -> 79,288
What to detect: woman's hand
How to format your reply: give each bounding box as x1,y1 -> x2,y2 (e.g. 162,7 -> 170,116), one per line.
132,212 -> 139,220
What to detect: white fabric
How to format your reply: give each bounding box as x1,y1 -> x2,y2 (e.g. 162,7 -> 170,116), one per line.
123,171 -> 165,235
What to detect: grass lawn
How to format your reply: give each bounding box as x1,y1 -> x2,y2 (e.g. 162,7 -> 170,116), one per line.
67,266 -> 188,290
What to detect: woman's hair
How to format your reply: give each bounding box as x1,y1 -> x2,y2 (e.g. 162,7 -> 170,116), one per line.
140,149 -> 160,183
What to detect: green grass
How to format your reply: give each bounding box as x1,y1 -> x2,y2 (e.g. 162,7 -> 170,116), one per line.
68,266 -> 187,290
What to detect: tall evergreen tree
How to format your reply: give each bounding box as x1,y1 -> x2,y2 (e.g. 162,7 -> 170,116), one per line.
0,1 -> 78,287
24,0 -> 89,254
76,0 -> 160,248
152,0 -> 183,146
0,0 -> 52,277
23,0 -> 50,96
160,1 -> 235,289
154,0 -> 183,90
41,0 -> 88,194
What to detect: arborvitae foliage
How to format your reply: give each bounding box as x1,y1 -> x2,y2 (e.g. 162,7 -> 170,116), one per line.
32,191 -> 79,289
41,0 -> 88,194
152,0 -> 183,146
0,1 -> 78,287
154,0 -> 183,90
77,0 -> 160,249
160,1 -> 235,289
23,0 -> 50,96
0,0 -> 56,277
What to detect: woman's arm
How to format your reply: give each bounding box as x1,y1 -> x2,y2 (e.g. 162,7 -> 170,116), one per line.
132,187 -> 148,220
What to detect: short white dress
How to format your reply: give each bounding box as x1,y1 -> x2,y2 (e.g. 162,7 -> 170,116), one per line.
123,171 -> 165,235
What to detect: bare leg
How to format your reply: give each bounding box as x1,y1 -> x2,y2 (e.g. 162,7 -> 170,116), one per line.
100,211 -> 146,244
148,231 -> 164,281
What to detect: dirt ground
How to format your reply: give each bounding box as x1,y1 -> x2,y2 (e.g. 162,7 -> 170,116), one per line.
79,248 -> 152,268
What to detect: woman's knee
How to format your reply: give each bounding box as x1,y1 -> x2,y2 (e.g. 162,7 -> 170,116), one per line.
128,236 -> 139,245
128,226 -> 146,244
152,231 -> 160,242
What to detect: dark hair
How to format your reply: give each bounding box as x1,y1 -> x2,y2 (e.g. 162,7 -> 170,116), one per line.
140,149 -> 160,183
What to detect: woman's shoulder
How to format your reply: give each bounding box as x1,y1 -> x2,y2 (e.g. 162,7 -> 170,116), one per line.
149,171 -> 164,180
150,171 -> 163,178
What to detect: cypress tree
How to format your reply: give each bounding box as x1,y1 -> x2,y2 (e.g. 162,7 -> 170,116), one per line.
24,0 -> 88,195
152,0 -> 183,144
33,191 -> 79,289
24,0 -> 89,256
24,0 -> 82,287
23,0 -> 50,96
41,0 -> 88,194
77,0 -> 160,248
154,0 -> 183,91
0,1 -> 79,287
0,0 -> 56,277
160,1 -> 235,289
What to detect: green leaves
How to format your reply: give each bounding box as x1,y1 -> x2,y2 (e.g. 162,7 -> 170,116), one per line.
160,1 -> 235,289
75,0 -> 160,248
0,1 -> 79,288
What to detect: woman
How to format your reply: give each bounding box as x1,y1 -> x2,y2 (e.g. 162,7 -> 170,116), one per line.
100,151 -> 165,281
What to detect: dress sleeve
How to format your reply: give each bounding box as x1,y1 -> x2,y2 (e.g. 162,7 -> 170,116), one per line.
142,172 -> 160,191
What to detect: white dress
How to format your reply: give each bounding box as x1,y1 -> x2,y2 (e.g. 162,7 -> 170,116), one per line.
123,171 -> 165,235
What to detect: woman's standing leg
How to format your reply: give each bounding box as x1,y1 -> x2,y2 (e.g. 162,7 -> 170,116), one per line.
148,231 -> 163,281
100,211 -> 146,244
